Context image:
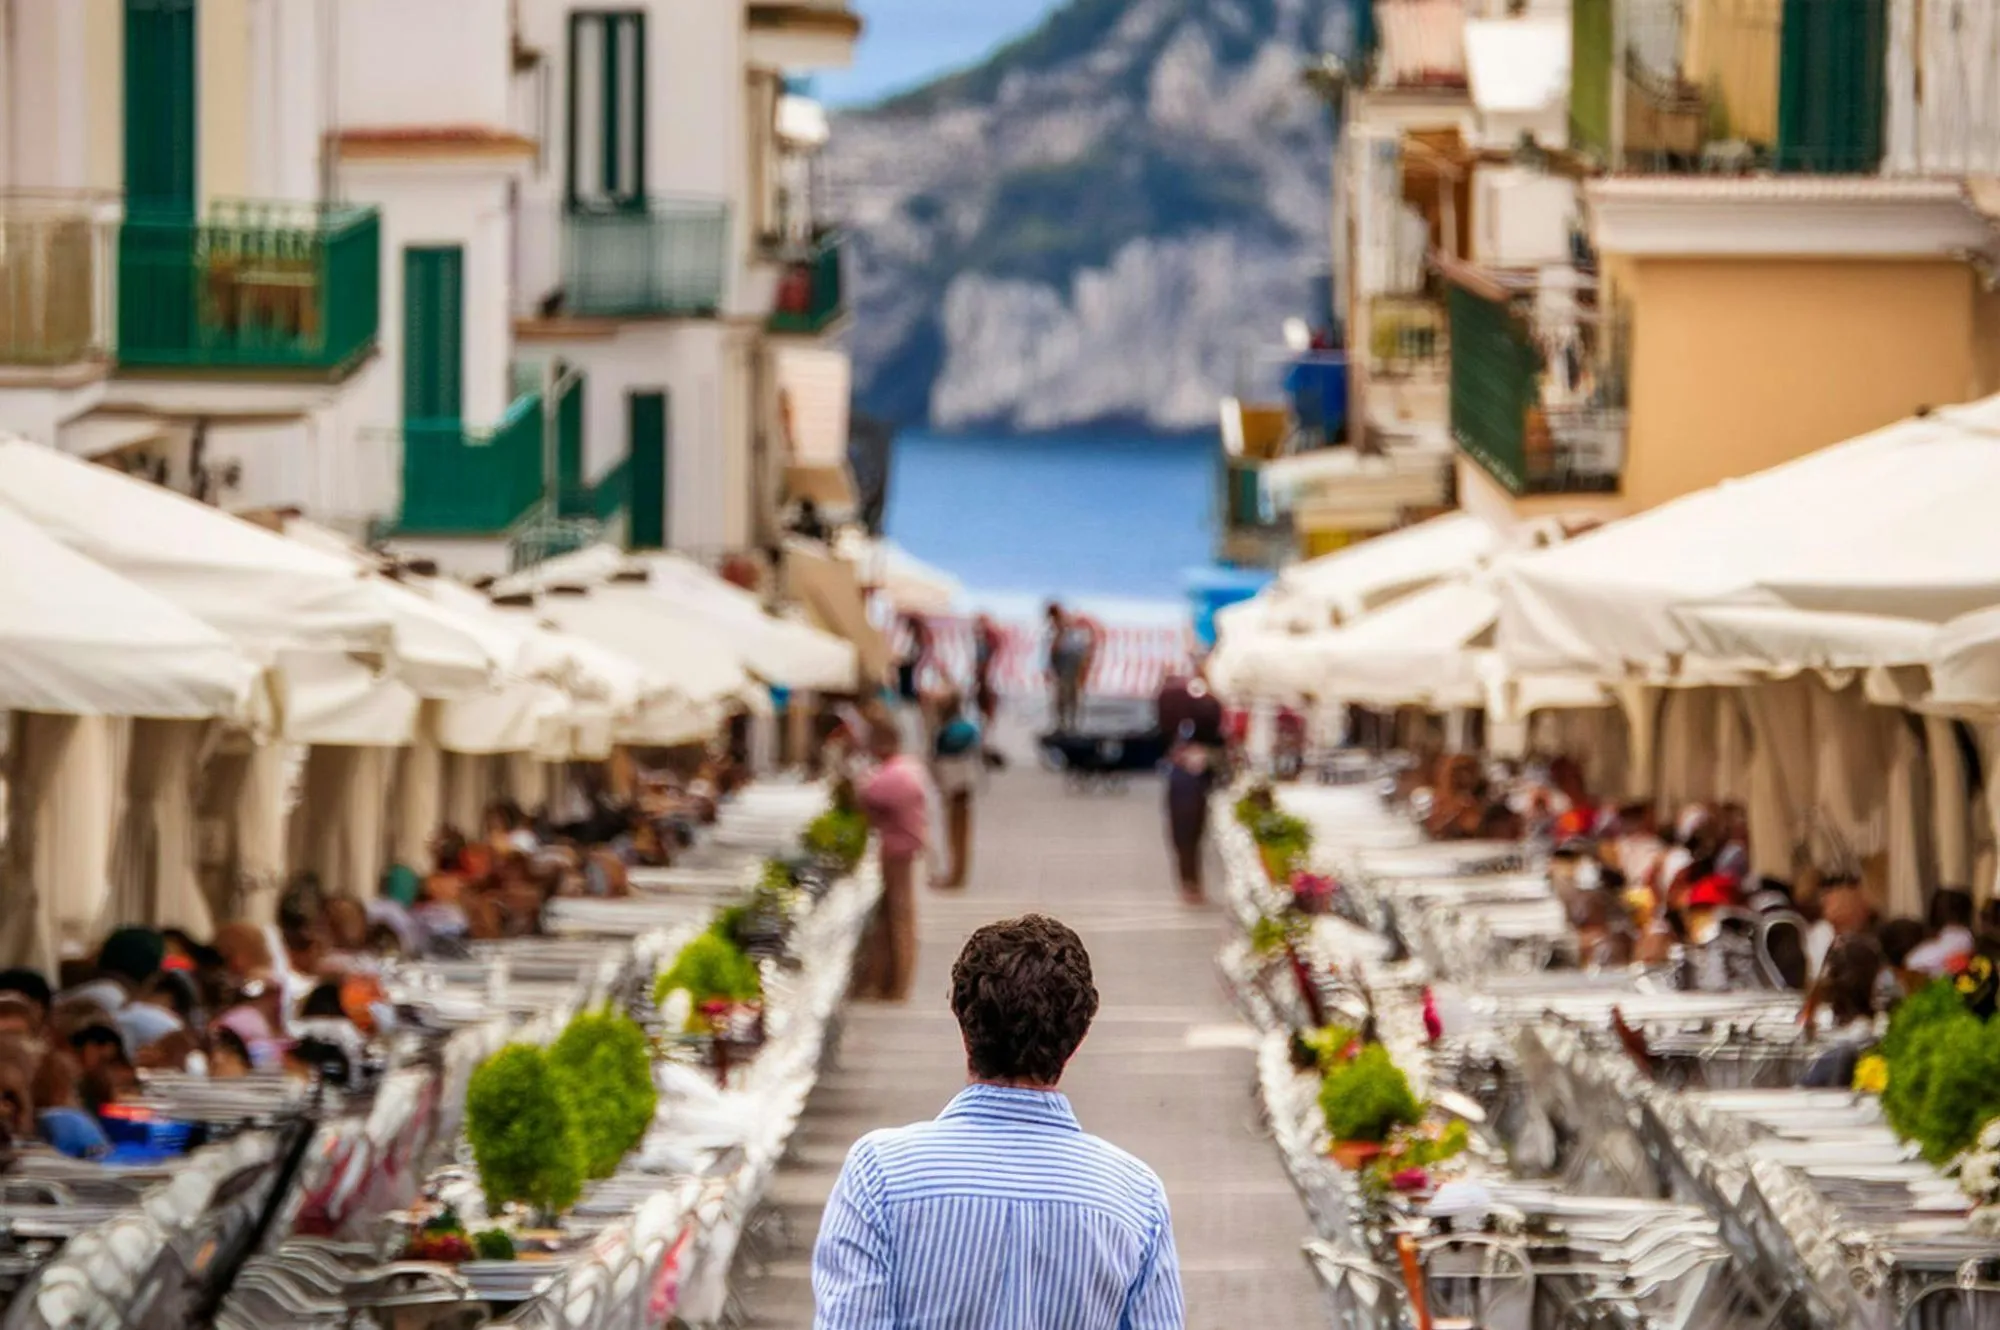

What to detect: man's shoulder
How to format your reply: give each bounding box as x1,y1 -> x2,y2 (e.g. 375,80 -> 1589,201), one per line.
847,1119 -> 1170,1209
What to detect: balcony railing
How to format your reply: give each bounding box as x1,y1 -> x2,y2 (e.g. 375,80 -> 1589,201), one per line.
1447,277 -> 1627,498
1367,295 -> 1447,379
561,199 -> 728,319
382,392 -> 546,537
1571,0 -> 1888,175
0,194 -> 115,367
767,230 -> 845,334
117,201 -> 381,374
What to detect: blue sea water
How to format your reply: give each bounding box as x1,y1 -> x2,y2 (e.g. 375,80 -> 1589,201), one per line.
883,431 -> 1217,615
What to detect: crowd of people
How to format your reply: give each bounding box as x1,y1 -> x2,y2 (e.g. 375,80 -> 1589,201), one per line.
0,754 -> 749,1167
1401,749 -> 2000,1087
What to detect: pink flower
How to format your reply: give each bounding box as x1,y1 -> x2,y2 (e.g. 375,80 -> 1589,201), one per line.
1389,1168 -> 1430,1193
1422,988 -> 1443,1043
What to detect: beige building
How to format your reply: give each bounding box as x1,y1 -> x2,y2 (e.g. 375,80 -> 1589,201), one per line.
1447,0 -> 2000,531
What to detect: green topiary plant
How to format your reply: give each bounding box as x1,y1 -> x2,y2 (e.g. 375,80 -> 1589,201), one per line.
655,930 -> 764,1029
1882,980 -> 1964,1065
1882,981 -> 1981,1151
547,1008 -> 659,1179
1318,1042 -> 1422,1144
464,1044 -> 584,1219
1905,1012 -> 2000,1165
803,805 -> 869,873
472,1229 -> 516,1261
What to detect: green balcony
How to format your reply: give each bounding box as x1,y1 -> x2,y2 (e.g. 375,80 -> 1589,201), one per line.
562,199 -> 728,318
1447,281 -> 1626,498
768,231 -> 845,335
117,201 -> 381,375
0,200 -> 110,367
386,392 -> 547,537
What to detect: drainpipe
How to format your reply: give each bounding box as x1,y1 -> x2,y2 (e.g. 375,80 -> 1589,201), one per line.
319,0 -> 337,205
543,358 -> 584,514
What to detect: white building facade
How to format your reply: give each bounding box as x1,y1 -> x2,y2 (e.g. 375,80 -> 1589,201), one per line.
0,0 -> 859,575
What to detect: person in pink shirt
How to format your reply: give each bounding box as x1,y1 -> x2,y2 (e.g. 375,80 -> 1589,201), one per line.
856,724 -> 932,1001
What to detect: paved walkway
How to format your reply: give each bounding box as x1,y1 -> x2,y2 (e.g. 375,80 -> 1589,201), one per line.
737,742 -> 1323,1327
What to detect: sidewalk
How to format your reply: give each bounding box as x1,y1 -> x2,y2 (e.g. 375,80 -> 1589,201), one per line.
735,741 -> 1323,1327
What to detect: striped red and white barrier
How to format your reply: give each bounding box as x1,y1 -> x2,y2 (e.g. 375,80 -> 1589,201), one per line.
889,614 -> 1196,700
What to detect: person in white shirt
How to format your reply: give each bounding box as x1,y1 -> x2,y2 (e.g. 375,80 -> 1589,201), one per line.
1906,888 -> 1977,977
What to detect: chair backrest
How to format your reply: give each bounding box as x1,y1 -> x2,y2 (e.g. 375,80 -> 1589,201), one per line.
1901,1278 -> 2000,1330
1757,911 -> 1810,990
1420,1233 -> 1535,1330
1302,1241 -> 1406,1330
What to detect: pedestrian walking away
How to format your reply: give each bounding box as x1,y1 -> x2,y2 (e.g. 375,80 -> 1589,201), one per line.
852,722 -> 931,1002
1156,667 -> 1226,903
972,612 -> 1003,732
1045,600 -> 1101,736
811,914 -> 1185,1329
928,687 -> 982,889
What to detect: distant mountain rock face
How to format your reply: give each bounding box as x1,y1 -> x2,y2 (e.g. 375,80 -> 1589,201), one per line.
827,0 -> 1351,434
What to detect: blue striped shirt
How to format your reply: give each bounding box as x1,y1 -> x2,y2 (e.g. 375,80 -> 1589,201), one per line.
812,1084 -> 1184,1329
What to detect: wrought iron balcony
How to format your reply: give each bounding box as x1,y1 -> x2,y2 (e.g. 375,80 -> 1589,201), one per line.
117,201 -> 380,374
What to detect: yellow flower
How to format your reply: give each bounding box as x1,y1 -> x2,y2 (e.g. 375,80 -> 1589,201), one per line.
1853,1054 -> 1888,1095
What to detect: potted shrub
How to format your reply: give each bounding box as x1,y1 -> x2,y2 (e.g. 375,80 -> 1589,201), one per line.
547,1007 -> 659,1179
464,1045 -> 584,1223
655,923 -> 768,1084
803,805 -> 869,875
1319,1042 -> 1421,1169
1288,870 -> 1338,916
1247,809 -> 1312,883
1363,1119 -> 1470,1195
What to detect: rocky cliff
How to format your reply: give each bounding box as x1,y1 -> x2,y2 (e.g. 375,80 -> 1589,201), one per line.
827,0 -> 1352,433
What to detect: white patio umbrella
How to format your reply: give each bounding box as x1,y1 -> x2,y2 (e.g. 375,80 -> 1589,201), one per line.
1501,395 -> 2000,678
0,505 -> 258,971
0,440 -> 394,657
503,545 -> 858,691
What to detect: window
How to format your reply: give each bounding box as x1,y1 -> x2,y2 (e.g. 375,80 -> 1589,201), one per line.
568,11 -> 647,210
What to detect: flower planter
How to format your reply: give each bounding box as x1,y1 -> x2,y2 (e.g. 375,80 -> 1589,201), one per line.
1259,844 -> 1298,884
1329,1139 -> 1384,1170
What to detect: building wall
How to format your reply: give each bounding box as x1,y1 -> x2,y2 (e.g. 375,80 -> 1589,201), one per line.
512,0 -> 754,314
1616,255 -> 1979,511
245,0 -> 331,203
4,0 -> 96,190
338,0 -> 511,131
199,0 -> 250,207
339,162 -> 517,428
516,320 -> 750,552
82,0 -> 121,191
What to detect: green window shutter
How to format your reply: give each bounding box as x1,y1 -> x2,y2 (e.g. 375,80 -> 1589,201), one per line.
556,371 -> 587,515
124,0 -> 197,216
1448,284 -> 1541,496
403,247 -> 464,424
1570,0 -> 1613,163
627,390 -> 668,550
567,11 -> 647,209
1777,0 -> 1887,173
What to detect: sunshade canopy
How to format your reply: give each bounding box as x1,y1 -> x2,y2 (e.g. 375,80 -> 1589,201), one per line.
1500,395 -> 2000,678
0,441 -> 393,657
0,504 -> 256,719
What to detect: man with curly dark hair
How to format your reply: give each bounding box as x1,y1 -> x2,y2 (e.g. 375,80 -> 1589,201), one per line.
812,915 -> 1183,1328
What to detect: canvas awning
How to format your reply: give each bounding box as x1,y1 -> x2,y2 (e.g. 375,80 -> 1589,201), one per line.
1272,512 -> 1499,628
500,544 -> 859,692
0,504 -> 256,719
785,538 -> 890,685
0,440 -> 396,658
1500,395 -> 2000,679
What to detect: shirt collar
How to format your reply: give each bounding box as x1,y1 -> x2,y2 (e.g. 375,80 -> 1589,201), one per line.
938,1083 -> 1082,1132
